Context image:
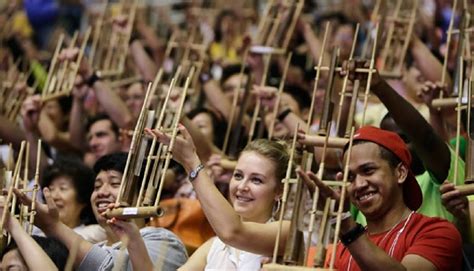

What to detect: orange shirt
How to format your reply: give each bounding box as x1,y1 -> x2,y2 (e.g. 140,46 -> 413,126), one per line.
329,213 -> 462,271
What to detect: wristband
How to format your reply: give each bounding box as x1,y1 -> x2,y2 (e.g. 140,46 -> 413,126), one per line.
199,73 -> 212,85
340,222 -> 365,246
277,108 -> 292,122
85,72 -> 101,87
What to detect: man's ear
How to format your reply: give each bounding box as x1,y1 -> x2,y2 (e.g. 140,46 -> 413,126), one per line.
396,163 -> 409,185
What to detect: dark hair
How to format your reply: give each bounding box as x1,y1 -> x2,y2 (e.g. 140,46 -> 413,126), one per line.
220,64 -> 250,86
213,9 -> 237,42
41,157 -> 97,225
187,107 -> 227,148
2,236 -> 69,270
57,95 -> 73,115
93,152 -> 128,175
86,114 -> 120,137
283,84 -> 311,110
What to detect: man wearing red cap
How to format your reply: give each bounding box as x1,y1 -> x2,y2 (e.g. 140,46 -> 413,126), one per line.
298,126 -> 462,270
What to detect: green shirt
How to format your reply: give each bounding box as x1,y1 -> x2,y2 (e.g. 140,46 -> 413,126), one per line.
352,146 -> 465,224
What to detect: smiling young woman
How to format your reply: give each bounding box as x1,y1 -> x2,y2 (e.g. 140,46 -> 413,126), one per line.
147,126 -> 294,270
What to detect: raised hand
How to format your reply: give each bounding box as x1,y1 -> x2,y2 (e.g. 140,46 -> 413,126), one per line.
14,187 -> 60,232
339,59 -> 383,90
440,181 -> 469,220
296,168 -> 349,211
145,124 -> 201,173
253,85 -> 278,109
21,94 -> 42,132
417,81 -> 448,108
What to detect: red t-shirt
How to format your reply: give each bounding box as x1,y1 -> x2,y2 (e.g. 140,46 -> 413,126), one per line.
331,213 -> 462,271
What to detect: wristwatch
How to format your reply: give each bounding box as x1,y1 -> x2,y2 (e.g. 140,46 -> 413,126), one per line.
189,164 -> 205,182
340,223 -> 366,246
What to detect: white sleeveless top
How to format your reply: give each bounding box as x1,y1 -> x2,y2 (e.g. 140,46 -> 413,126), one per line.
205,237 -> 264,271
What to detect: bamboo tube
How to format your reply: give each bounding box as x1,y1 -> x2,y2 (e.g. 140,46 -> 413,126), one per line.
268,52 -> 293,139
271,124 -> 299,264
329,128 -> 355,269
154,67 -> 195,207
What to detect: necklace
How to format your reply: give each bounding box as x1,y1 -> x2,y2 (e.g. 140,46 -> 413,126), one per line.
345,211 -> 415,271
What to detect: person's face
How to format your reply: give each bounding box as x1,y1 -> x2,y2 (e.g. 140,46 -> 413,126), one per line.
1,249 -> 27,271
345,142 -> 405,221
91,170 -> 122,225
48,176 -> 85,228
403,66 -> 425,98
222,74 -> 248,103
220,15 -> 236,36
191,112 -> 215,143
229,151 -> 281,223
43,100 -> 66,129
332,25 -> 354,60
125,83 -> 145,120
264,92 -> 301,139
87,120 -> 122,159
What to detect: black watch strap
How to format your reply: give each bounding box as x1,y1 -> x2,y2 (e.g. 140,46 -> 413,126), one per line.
85,72 -> 101,87
340,223 -> 365,246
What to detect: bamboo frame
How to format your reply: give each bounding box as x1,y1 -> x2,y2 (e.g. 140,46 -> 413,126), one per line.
431,0 -> 471,108
0,139 -> 41,253
264,21 -> 379,270
42,28 -> 92,102
92,0 -> 138,78
163,26 -> 207,90
378,0 -> 419,79
105,67 -> 196,219
251,0 -> 304,55
0,71 -> 34,122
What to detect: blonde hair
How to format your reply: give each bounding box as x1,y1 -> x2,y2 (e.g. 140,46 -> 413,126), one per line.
241,139 -> 292,182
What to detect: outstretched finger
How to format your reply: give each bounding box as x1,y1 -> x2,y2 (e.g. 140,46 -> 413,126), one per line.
178,124 -> 192,141
13,188 -> 32,206
145,128 -> 171,145
43,187 -> 58,213
306,171 -> 338,199
296,167 -> 316,194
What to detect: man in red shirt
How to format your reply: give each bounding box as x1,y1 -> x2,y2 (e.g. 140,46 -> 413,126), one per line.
298,126 -> 462,270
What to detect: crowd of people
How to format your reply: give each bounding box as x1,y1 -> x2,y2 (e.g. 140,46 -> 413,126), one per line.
0,0 -> 473,270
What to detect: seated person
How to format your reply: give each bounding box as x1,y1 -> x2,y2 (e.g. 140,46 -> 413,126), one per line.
298,126 -> 462,270
16,152 -> 187,271
38,157 -> 106,243
148,125 -> 291,270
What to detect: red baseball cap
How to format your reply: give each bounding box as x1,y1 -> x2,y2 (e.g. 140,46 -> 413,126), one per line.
347,126 -> 422,211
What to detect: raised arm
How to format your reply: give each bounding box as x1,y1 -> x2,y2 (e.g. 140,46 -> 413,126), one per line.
60,48 -> 133,129
146,126 -> 289,256
410,34 -> 452,87
6,214 -> 58,271
346,61 -> 450,182
14,187 -> 93,267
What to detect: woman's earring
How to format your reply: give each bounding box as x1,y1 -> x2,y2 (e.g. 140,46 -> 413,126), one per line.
272,198 -> 282,217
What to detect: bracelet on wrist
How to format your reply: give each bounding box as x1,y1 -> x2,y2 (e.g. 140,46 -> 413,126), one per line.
188,164 -> 205,182
85,72 -> 101,87
340,222 -> 366,246
277,108 -> 292,122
